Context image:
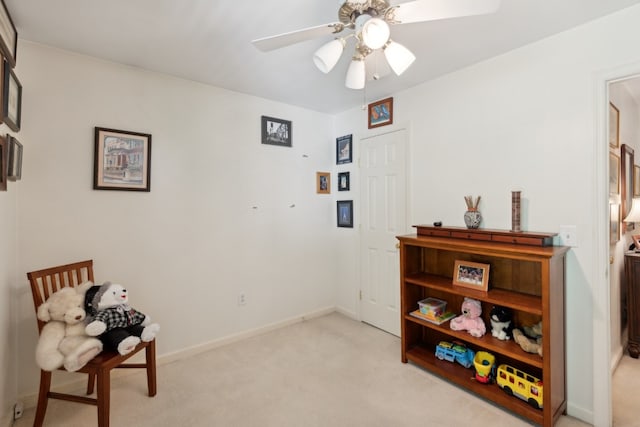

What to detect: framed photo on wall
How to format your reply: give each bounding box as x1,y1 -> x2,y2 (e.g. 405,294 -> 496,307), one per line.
94,127 -> 152,191
261,116 -> 292,147
7,134 -> 21,181
368,97 -> 393,129
609,102 -> 620,149
610,152 -> 620,195
0,134 -> 6,191
316,171 -> 330,194
635,164 -> 640,197
338,172 -> 350,191
337,200 -> 353,228
610,203 -> 620,244
336,134 -> 352,164
622,144 -> 635,232
0,0 -> 17,67
2,59 -> 21,132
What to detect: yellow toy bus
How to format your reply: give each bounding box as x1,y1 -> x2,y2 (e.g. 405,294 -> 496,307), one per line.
496,364 -> 543,409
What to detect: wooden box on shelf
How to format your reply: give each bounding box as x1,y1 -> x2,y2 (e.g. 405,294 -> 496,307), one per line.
397,232 -> 568,427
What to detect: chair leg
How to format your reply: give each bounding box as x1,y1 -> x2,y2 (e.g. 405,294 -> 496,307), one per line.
96,368 -> 110,427
33,370 -> 51,427
146,340 -> 157,397
87,373 -> 96,395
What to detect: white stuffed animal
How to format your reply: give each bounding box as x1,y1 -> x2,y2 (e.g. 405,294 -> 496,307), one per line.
35,282 -> 103,372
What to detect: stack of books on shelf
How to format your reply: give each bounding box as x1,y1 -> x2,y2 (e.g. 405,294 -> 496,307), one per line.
410,309 -> 456,325
410,297 -> 456,325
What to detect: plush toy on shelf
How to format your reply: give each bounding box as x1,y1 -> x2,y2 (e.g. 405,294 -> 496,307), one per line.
513,321 -> 543,357
489,305 -> 513,341
450,297 -> 486,337
35,282 -> 103,372
84,282 -> 160,356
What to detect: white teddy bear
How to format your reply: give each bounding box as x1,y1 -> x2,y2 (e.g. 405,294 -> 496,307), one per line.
35,282 -> 103,372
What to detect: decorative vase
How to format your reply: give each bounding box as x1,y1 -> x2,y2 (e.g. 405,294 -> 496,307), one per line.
464,208 -> 482,229
511,191 -> 521,232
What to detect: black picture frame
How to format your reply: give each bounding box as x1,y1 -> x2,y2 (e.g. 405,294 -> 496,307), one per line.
0,0 -> 17,67
2,59 -> 21,132
94,127 -> 152,191
336,134 -> 352,164
338,172 -> 350,191
0,134 -> 6,191
337,200 -> 353,228
7,134 -> 21,181
261,116 -> 292,147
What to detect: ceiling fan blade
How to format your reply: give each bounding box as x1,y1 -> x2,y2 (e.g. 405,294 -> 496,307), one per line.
389,0 -> 500,25
252,23 -> 345,52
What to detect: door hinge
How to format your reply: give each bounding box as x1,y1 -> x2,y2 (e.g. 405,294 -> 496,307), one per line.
359,290 -> 362,300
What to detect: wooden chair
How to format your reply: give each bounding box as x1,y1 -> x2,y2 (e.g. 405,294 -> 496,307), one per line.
27,260 -> 157,427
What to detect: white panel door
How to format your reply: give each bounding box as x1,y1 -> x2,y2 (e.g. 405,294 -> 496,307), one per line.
360,129 -> 407,336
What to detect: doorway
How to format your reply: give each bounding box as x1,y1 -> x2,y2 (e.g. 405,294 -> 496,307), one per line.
359,128 -> 408,336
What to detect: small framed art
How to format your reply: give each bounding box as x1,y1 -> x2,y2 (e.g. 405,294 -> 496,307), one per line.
0,0 -> 17,67
368,97 -> 393,129
337,200 -> 353,228
261,116 -> 292,147
338,172 -> 350,191
452,260 -> 490,292
94,127 -> 152,191
635,165 -> 640,197
0,134 -> 6,191
610,152 -> 620,195
316,172 -> 330,194
2,59 -> 21,132
7,134 -> 21,181
610,204 -> 620,245
336,134 -> 352,164
609,102 -> 620,149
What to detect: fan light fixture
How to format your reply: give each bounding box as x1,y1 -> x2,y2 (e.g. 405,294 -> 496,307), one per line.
253,0 -> 502,91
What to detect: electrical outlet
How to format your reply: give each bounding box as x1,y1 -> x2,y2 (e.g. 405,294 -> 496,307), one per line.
237,293 -> 247,306
14,401 -> 23,420
559,225 -> 578,247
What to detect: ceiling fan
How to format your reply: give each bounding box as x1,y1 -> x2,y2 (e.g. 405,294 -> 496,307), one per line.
252,0 -> 501,89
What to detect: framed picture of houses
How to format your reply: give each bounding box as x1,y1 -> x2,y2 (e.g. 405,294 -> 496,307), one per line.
94,127 -> 152,191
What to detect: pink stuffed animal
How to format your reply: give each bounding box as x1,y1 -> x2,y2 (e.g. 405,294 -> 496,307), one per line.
450,297 -> 486,337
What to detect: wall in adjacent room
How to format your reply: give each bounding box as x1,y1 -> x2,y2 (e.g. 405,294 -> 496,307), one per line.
334,4 -> 640,424
608,80 -> 640,367
14,41 -> 338,397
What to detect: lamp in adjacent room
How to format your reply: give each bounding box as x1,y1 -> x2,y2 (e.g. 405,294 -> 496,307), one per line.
624,198 -> 640,224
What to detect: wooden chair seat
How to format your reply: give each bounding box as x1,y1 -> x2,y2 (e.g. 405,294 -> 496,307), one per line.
27,260 -> 157,427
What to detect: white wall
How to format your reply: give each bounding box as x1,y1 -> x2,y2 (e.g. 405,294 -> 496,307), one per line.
334,4 -> 640,424
0,124 -> 18,427
608,80 -> 640,367
13,42 -> 339,397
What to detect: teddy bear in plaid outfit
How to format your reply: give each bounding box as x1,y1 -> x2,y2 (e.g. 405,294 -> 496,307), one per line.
84,282 -> 160,355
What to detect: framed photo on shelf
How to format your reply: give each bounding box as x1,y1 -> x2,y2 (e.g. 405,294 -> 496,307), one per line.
261,115 -> 291,147
7,134 -> 21,181
610,204 -> 620,245
2,59 -> 21,132
316,171 -> 330,194
609,102 -> 620,149
452,260 -> 490,292
0,134 -> 6,191
610,152 -> 620,195
336,134 -> 352,164
94,127 -> 152,191
338,172 -> 350,191
0,0 -> 17,67
337,200 -> 353,228
368,97 -> 393,129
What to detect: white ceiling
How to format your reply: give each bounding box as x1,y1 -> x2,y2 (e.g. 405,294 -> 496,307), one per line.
6,0 -> 640,114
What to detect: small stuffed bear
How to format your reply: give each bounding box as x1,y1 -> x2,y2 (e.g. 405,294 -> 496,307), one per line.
85,282 -> 160,355
513,321 -> 543,357
450,297 -> 486,337
489,305 -> 513,341
35,282 -> 103,372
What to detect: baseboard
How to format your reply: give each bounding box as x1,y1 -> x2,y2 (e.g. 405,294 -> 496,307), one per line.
19,306 -> 337,410
566,401 -> 594,426
160,306 -> 336,364
334,305 -> 358,320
